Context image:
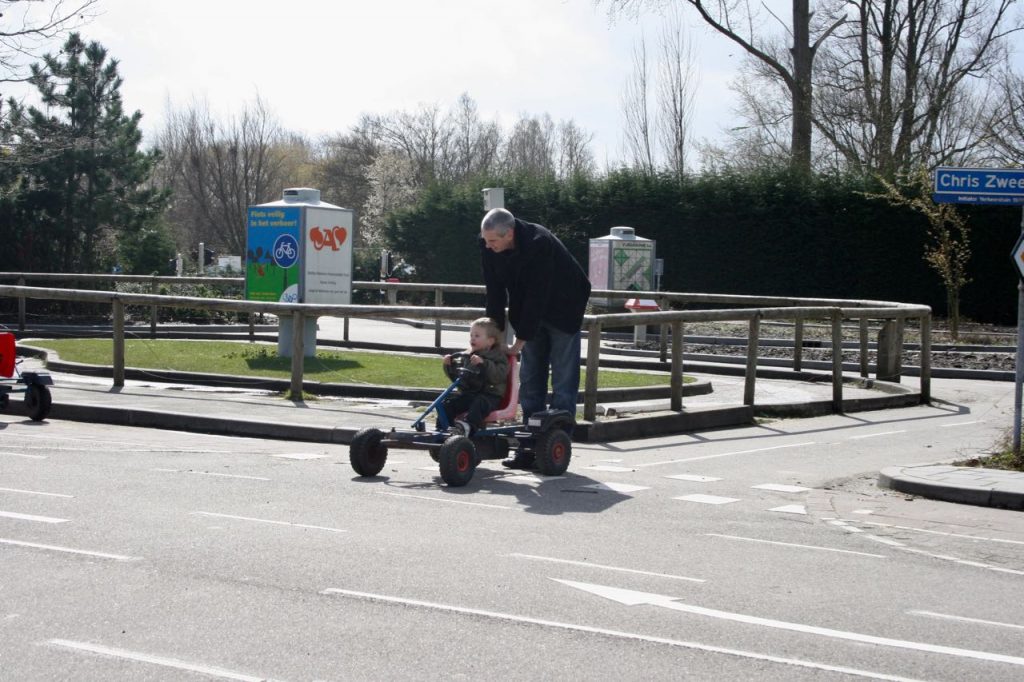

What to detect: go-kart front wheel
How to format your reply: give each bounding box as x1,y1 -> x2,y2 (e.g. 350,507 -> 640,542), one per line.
25,384 -> 52,422
438,435 -> 477,487
535,428 -> 571,476
350,427 -> 388,477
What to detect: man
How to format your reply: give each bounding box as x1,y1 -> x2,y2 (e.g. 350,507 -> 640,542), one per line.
479,208 -> 592,469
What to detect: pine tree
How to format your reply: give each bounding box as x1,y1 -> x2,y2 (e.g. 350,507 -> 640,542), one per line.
11,33 -> 168,273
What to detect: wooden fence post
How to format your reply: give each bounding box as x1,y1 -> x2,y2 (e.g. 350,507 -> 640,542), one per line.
793,317 -> 803,371
289,312 -> 305,400
831,309 -> 844,413
743,313 -> 761,405
583,320 -> 601,422
670,319 -> 683,411
112,299 -> 125,387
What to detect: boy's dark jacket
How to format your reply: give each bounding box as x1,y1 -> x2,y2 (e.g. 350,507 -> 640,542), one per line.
480,218 -> 591,341
444,347 -> 509,398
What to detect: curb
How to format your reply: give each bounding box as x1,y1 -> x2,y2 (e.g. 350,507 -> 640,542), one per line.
879,465 -> 1024,510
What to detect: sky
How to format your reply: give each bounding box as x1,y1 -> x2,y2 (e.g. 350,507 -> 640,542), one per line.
9,0 -> 750,168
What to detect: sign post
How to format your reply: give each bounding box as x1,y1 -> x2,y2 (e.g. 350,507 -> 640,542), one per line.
934,167 -> 1024,455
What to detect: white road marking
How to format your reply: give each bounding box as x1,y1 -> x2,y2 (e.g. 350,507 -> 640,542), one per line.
849,430 -> 906,440
156,470 -> 270,481
753,484 -> 810,493
583,465 -> 635,472
46,639 -> 275,681
271,452 -> 327,460
508,553 -> 705,582
503,474 -> 567,483
706,533 -> 887,558
666,474 -> 721,482
638,442 -> 816,467
673,494 -> 739,505
909,611 -> 1024,631
191,511 -> 347,533
861,536 -> 1024,576
583,482 -> 650,493
857,520 -> 1024,546
853,509 -> 875,514
0,452 -> 46,459
321,587 -> 920,681
376,491 -> 513,510
939,420 -> 985,428
0,487 -> 73,498
0,510 -> 68,524
768,504 -> 807,515
557,580 -> 1024,668
0,538 -> 140,561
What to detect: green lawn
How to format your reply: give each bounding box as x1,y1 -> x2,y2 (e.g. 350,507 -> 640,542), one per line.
32,339 -> 677,389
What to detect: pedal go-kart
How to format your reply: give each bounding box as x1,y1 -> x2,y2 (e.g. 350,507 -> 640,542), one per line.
0,332 -> 54,421
349,353 -> 573,487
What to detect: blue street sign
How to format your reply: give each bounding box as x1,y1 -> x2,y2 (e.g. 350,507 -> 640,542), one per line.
933,166 -> 1024,205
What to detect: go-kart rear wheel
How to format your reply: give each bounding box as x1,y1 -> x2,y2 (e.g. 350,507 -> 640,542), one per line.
438,435 -> 477,487
535,428 -> 571,476
25,384 -> 52,422
350,427 -> 388,477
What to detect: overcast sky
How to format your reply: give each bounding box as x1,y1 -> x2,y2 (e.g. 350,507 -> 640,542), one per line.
13,0 -> 768,166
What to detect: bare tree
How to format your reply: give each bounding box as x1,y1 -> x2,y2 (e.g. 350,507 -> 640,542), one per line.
985,69 -> 1024,167
656,15 -> 697,178
556,119 -> 596,179
621,35 -> 656,173
0,0 -> 98,82
604,0 -> 846,174
311,121 -> 380,217
450,92 -> 501,179
503,113 -> 556,176
157,96 -> 306,256
814,0 -> 1020,179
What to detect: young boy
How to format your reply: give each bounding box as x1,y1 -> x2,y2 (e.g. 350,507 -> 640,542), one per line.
440,317 -> 509,435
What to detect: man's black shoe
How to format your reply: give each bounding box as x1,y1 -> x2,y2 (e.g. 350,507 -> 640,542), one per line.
501,452 -> 536,470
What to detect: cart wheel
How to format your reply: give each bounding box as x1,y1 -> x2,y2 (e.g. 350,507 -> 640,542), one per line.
535,428 -> 571,476
25,384 -> 52,422
0,392 -> 9,410
428,447 -> 440,463
350,427 -> 388,477
438,435 -> 477,487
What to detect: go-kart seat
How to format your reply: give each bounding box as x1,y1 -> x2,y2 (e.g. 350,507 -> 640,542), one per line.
482,354 -> 519,423
0,332 -> 15,378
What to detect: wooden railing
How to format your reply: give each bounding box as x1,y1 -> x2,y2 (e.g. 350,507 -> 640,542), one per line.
0,275 -> 931,421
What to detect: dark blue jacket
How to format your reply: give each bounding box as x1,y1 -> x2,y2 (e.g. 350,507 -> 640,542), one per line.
481,218 -> 591,341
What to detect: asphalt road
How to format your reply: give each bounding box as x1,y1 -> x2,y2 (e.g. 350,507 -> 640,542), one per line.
2,378 -> 1023,681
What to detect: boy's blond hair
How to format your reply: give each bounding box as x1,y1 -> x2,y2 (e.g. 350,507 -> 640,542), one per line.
471,317 -> 502,347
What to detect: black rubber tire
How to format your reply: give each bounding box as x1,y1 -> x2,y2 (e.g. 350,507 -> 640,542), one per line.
349,427 -> 388,477
535,428 -> 571,476
428,447 -> 440,463
438,435 -> 477,487
25,384 -> 52,422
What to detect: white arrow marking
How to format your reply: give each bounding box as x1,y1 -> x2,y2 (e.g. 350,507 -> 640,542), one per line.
321,587 -> 920,680
555,580 -> 1024,667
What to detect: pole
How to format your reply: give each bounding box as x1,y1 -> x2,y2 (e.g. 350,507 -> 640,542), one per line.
1015,206 -> 1024,454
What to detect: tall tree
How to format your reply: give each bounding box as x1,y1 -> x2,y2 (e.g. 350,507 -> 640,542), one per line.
813,0 -> 1020,179
604,0 -> 846,173
621,36 -> 656,174
157,96 -> 306,256
7,33 -> 167,272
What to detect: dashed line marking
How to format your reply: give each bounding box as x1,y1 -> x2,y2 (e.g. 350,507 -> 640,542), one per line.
583,465 -> 635,472
508,553 -> 705,582
376,491 -> 513,510
584,482 -> 650,494
857,521 -> 1024,546
1,538 -> 140,561
191,511 -> 347,533
155,469 -> 270,481
0,487 -> 73,498
666,474 -> 721,482
706,533 -> 887,558
753,483 -> 810,493
849,430 -> 906,440
673,494 -> 740,505
768,504 -> 807,515
909,611 -> 1024,631
638,442 -> 816,467
0,452 -> 46,459
46,639 -> 275,681
0,511 -> 68,524
939,420 -> 985,428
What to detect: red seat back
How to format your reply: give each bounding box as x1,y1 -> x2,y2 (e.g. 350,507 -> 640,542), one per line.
0,333 -> 15,378
483,355 -> 519,423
